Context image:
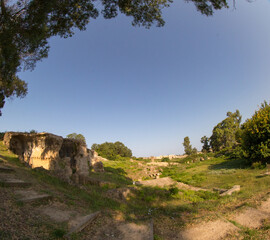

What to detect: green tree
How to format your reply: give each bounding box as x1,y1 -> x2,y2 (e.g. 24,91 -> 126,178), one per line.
201,136 -> 210,152
183,136 -> 193,155
241,101 -> 270,163
210,110 -> 242,152
29,129 -> 37,133
91,141 -> 132,160
0,0 -> 230,115
66,133 -> 86,143
192,147 -> 198,155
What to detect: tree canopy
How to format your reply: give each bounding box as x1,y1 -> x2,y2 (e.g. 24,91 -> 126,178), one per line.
183,136 -> 197,155
0,0 -> 231,115
66,133 -> 86,143
91,141 -> 132,160
210,110 -> 242,152
241,102 -> 270,163
201,136 -> 210,152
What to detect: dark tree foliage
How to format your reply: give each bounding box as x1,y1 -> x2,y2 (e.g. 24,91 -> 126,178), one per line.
0,131 -> 4,140
0,0 -> 230,115
241,101 -> 270,164
210,110 -> 242,152
91,141 -> 132,160
201,136 -> 210,152
183,136 -> 193,155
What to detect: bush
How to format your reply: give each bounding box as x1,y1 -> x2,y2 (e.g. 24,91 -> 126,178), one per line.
251,161 -> 265,169
169,187 -> 179,195
161,157 -> 170,162
202,154 -> 208,161
241,101 -> 270,164
228,145 -> 246,160
0,132 -> 5,141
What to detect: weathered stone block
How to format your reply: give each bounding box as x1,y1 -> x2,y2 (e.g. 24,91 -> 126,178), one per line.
3,132 -> 104,183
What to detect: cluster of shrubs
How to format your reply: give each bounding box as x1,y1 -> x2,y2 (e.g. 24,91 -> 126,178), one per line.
91,141 -> 132,161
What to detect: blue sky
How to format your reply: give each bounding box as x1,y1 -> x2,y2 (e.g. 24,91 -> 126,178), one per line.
1,0 -> 270,157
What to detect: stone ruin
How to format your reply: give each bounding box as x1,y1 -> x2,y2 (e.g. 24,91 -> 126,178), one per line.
3,132 -> 104,183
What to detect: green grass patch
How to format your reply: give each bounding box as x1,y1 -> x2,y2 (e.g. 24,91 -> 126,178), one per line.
0,230 -> 12,239
51,228 -> 66,239
30,167 -> 120,210
1,139 -> 270,239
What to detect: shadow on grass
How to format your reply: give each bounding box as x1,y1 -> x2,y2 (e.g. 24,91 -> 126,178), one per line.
123,185 -> 201,220
0,153 -> 25,167
31,167 -> 121,211
105,166 -> 127,175
209,158 -> 248,170
89,166 -> 133,186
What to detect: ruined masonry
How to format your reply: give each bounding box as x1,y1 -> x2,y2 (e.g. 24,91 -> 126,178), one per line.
3,132 -> 104,183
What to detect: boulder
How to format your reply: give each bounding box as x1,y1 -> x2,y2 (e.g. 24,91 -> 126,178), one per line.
89,150 -> 105,172
106,187 -> 135,202
220,185 -> 241,196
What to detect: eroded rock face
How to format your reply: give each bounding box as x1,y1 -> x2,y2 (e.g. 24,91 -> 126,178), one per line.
90,151 -> 106,172
3,132 -> 104,182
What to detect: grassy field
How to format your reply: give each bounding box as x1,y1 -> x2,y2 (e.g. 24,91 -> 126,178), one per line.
0,141 -> 270,239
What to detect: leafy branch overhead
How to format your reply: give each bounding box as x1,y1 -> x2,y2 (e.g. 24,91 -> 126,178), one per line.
0,0 -> 230,115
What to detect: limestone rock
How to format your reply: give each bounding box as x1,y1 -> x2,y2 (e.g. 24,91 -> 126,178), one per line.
220,185 -> 241,196
3,132 -> 104,182
88,150 -> 105,172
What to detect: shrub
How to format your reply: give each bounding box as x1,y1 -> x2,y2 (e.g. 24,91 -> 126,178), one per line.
29,129 -> 37,133
228,145 -> 246,160
251,161 -> 265,169
202,154 -> 208,161
161,157 -> 170,162
0,132 -> 5,141
169,187 -> 179,196
241,101 -> 270,164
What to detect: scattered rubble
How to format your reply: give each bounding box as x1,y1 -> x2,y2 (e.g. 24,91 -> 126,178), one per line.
136,177 -> 208,191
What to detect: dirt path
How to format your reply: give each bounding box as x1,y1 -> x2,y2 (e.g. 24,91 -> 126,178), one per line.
0,160 -> 154,240
1,156 -> 269,240
176,197 -> 270,240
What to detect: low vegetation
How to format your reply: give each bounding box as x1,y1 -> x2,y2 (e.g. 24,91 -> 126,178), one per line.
1,139 -> 270,239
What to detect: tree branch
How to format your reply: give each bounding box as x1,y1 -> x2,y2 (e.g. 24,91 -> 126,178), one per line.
13,7 -> 27,18
1,0 -> 6,16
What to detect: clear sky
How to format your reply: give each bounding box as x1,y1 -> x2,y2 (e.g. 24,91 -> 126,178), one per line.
1,0 -> 270,157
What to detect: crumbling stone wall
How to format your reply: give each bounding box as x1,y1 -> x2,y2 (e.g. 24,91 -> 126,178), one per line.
3,132 -> 104,182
